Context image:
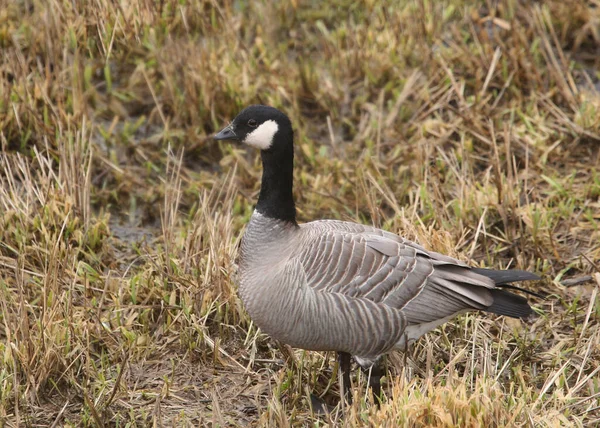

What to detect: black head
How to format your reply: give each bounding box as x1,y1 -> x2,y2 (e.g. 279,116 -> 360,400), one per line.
214,105 -> 297,223
214,105 -> 293,151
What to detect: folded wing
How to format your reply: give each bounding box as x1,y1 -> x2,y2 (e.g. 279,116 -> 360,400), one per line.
298,220 -> 533,325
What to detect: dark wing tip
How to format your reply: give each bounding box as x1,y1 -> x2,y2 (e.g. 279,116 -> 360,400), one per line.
471,267 -> 541,285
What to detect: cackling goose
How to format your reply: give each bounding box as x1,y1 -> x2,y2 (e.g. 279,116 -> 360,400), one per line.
214,105 -> 540,405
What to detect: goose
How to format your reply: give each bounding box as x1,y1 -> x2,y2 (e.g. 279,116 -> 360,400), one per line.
214,105 -> 540,405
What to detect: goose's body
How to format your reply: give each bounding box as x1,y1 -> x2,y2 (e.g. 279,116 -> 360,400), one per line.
214,105 -> 539,402
239,211 -> 533,366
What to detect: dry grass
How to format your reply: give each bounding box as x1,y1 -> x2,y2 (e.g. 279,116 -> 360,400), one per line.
1,0 -> 599,426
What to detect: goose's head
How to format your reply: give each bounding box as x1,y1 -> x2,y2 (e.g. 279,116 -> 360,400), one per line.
213,105 -> 293,151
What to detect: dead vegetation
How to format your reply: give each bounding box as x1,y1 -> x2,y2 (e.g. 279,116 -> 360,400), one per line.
0,0 -> 599,426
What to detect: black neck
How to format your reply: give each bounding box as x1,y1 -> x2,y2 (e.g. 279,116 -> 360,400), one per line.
255,135 -> 297,224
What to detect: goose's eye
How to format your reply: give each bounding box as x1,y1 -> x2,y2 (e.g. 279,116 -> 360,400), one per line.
248,119 -> 257,128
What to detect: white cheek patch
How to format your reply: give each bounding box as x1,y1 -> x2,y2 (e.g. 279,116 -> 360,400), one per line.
244,120 -> 279,149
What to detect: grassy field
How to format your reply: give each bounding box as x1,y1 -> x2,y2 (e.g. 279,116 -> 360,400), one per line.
1,0 -> 600,426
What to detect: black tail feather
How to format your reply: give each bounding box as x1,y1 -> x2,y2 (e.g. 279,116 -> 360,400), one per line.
487,289 -> 533,318
472,268 -> 542,318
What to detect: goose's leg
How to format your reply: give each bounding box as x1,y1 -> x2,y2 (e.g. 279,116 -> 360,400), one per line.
368,363 -> 384,407
338,352 -> 353,404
